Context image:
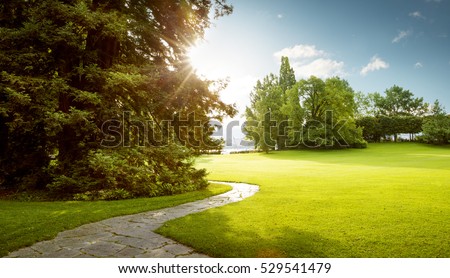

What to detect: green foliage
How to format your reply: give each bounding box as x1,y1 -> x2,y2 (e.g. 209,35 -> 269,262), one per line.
421,100 -> 450,144
284,76 -> 365,148
0,0 -> 234,199
245,74 -> 283,152
46,146 -> 208,200
245,58 -> 366,150
373,85 -> 427,117
356,116 -> 382,142
422,116 -> 450,144
357,116 -> 423,142
355,86 -> 431,142
245,57 -> 297,152
301,77 -> 365,148
73,188 -> 132,201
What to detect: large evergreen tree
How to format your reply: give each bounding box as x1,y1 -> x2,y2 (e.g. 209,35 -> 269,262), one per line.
0,0 -> 235,199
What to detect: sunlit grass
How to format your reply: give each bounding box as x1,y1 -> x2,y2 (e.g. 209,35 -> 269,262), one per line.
157,143 -> 450,257
0,183 -> 231,257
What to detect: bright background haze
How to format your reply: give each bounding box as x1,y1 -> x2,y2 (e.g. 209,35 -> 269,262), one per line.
189,0 -> 450,116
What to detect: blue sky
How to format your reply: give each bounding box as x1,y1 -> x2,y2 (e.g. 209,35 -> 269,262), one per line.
189,0 -> 450,115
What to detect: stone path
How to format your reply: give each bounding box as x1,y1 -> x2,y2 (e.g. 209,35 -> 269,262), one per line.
5,182 -> 259,258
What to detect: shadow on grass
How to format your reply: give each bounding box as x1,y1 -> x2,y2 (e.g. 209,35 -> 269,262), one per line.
157,208 -> 344,258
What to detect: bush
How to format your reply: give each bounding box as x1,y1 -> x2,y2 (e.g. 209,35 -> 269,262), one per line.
421,115 -> 450,145
47,145 -> 208,200
73,189 -> 132,201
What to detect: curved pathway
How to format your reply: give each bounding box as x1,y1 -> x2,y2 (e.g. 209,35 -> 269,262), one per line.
6,182 -> 259,258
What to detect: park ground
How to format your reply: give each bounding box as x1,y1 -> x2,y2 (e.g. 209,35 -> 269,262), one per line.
157,143 -> 450,257
1,143 -> 449,258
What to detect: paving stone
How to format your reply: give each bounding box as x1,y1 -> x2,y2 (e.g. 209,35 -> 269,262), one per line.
113,246 -> 146,258
162,244 -> 194,256
109,226 -> 154,239
71,232 -> 114,244
45,247 -> 84,258
142,248 -> 176,258
29,241 -> 62,254
81,241 -> 125,257
6,247 -> 41,258
50,237 -> 91,250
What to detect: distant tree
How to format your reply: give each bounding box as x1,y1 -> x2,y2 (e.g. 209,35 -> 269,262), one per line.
287,76 -> 366,148
279,57 -> 296,94
277,57 -> 296,149
356,116 -> 382,142
282,82 -> 305,146
422,100 -> 450,144
245,57 -> 296,152
371,85 -> 427,141
354,92 -> 377,117
245,75 -> 280,152
373,85 -> 427,117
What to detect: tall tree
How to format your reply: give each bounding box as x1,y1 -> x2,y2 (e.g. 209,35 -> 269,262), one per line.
293,76 -> 365,148
0,0 -> 235,199
245,75 -> 281,152
244,57 -> 296,152
354,92 -> 377,118
279,57 -> 296,94
246,70 -> 366,150
277,57 -> 296,149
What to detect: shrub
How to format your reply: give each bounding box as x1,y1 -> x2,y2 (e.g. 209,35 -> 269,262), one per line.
47,145 -> 208,200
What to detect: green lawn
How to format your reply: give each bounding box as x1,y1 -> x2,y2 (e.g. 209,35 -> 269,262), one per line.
0,183 -> 231,257
157,143 -> 450,258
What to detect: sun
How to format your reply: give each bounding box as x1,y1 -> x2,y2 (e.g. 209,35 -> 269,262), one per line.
187,40 -> 231,80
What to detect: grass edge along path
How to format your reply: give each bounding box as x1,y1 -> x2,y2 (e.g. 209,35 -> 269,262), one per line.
0,183 -> 231,257
157,143 -> 450,258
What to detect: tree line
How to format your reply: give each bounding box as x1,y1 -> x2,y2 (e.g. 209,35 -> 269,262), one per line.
355,89 -> 449,144
245,57 -> 450,152
0,0 -> 234,200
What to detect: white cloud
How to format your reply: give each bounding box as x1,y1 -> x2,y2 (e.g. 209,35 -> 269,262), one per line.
414,62 -> 423,69
277,14 -> 283,19
293,58 -> 346,79
392,30 -> 412,43
409,11 -> 425,19
360,56 -> 390,76
274,44 -> 325,60
274,44 -> 346,79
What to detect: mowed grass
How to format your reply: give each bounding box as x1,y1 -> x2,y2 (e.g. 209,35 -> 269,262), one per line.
157,143 -> 450,258
0,183 -> 231,257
